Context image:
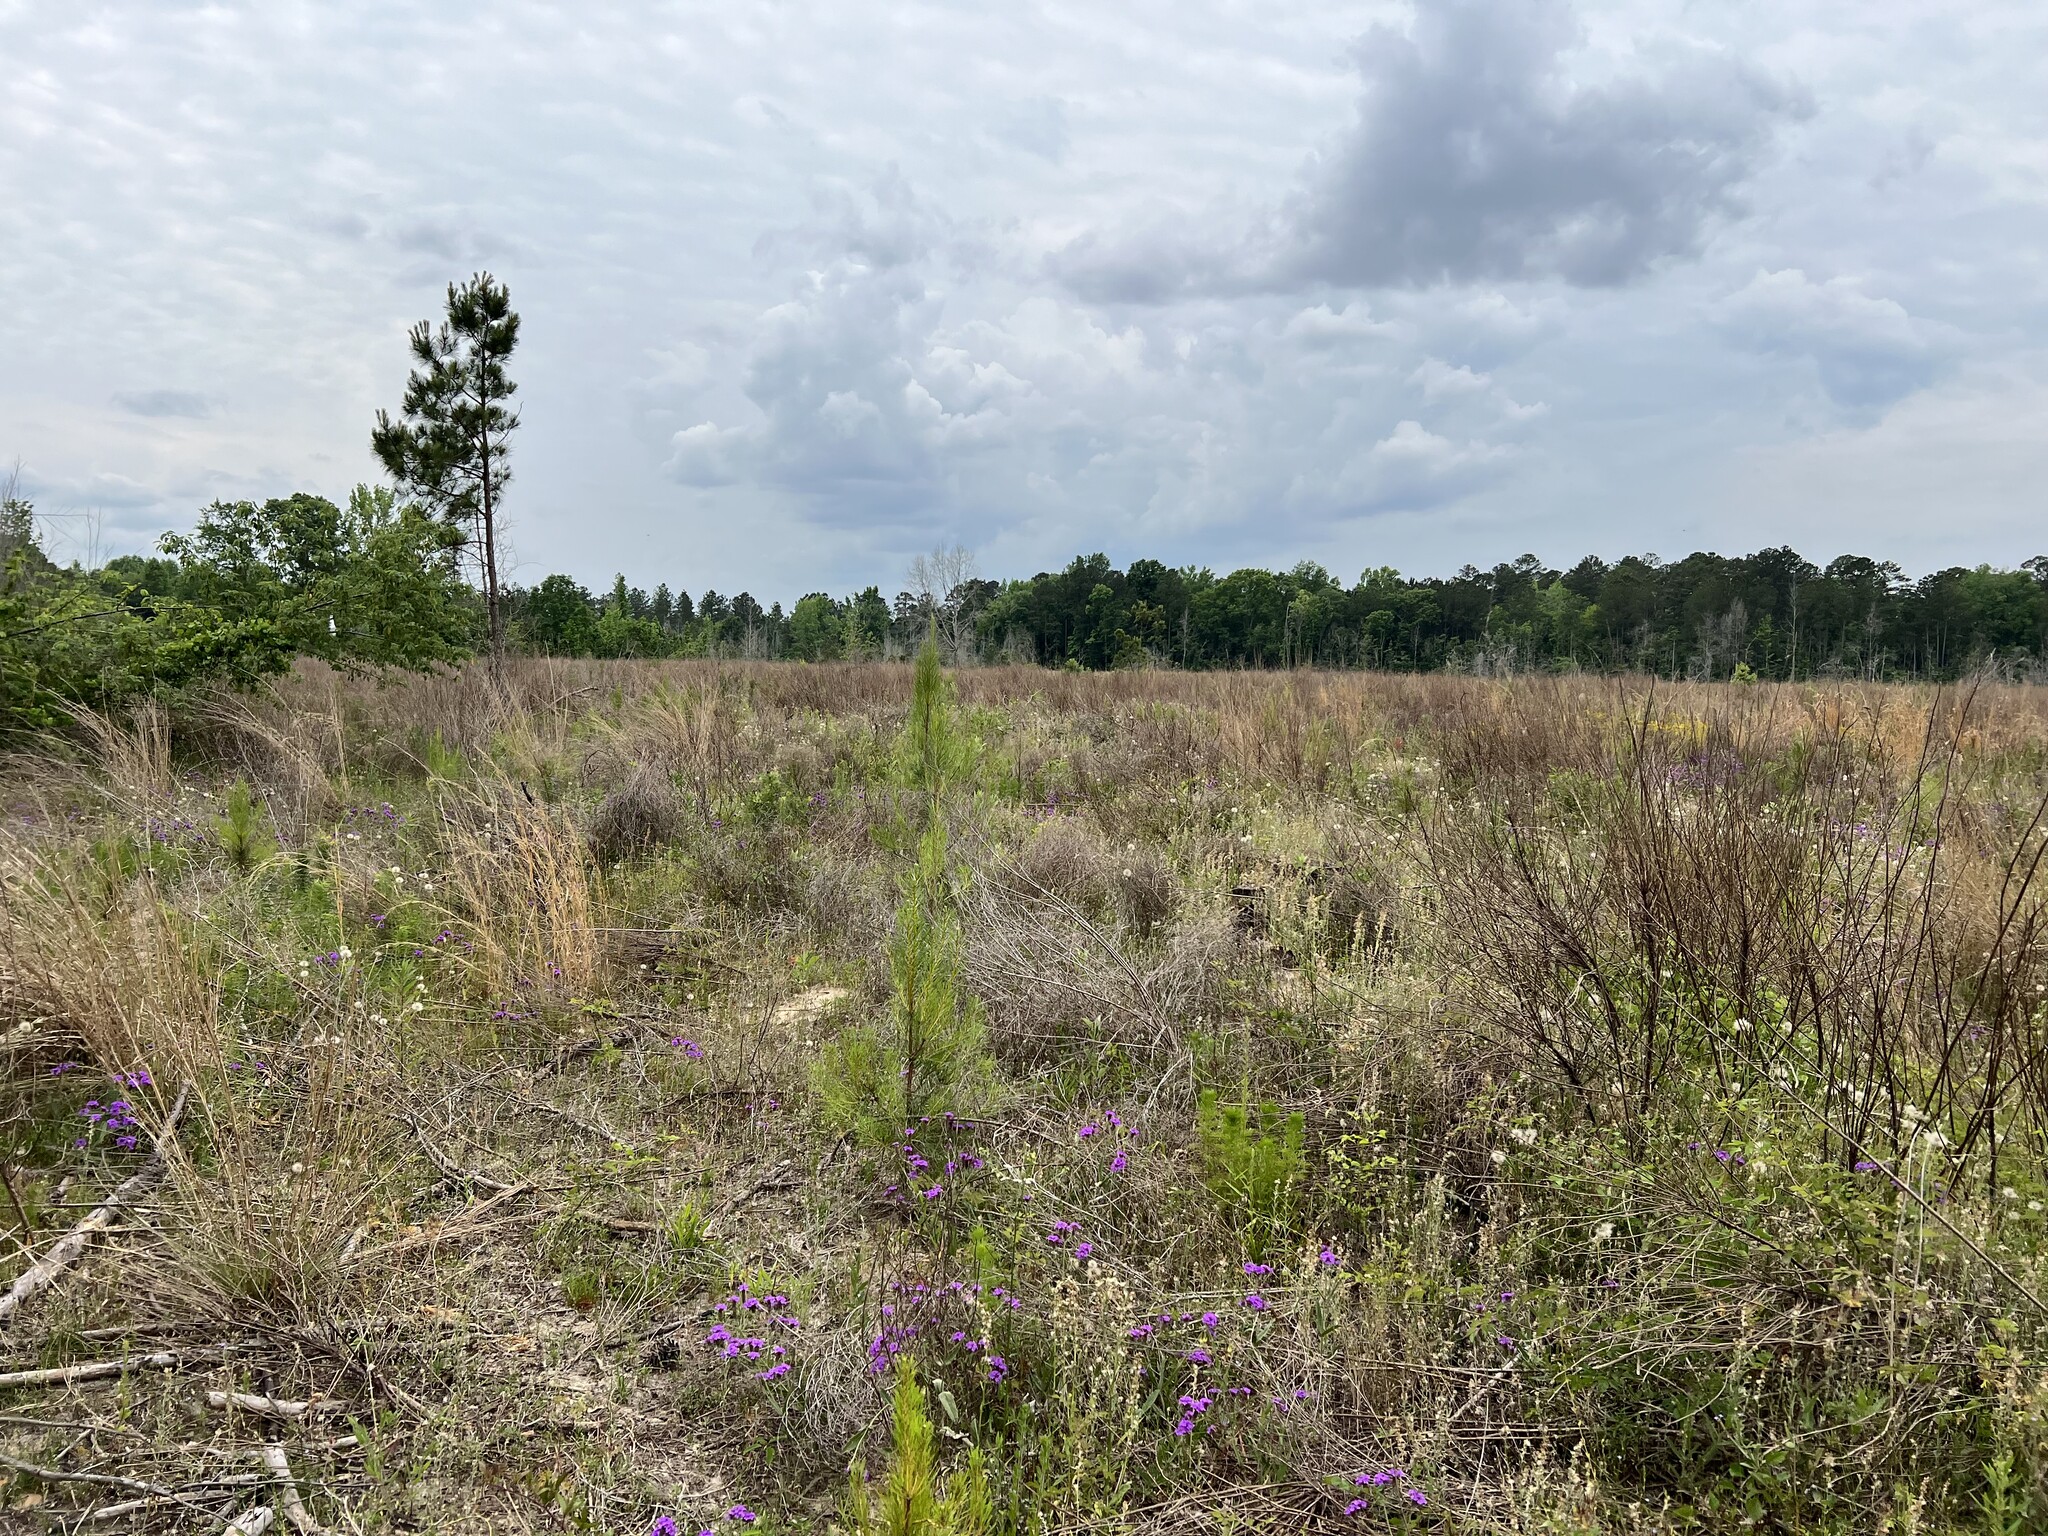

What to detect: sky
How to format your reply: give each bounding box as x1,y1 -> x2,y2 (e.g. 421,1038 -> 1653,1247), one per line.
3,0 -> 2045,597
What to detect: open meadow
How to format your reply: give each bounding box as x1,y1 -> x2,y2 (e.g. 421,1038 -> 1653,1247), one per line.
4,659 -> 2048,1534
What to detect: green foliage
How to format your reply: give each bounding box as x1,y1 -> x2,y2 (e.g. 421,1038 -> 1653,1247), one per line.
1196,1090 -> 1304,1262
895,625 -> 979,795
166,487 -> 478,673
847,1357 -> 992,1536
819,631 -> 991,1142
0,485 -> 471,738
372,271 -> 519,653
213,780 -> 275,871
789,591 -> 847,661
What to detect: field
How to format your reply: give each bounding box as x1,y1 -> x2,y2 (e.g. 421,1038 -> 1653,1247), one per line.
4,658 -> 2048,1534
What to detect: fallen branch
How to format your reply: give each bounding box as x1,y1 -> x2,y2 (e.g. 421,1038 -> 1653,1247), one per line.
702,1159 -> 797,1234
411,1122 -> 514,1194
258,1444 -> 326,1535
0,1083 -> 190,1327
227,1508 -> 276,1535
0,1447 -> 233,1526
86,1475 -> 264,1523
0,1351 -> 181,1389
206,1391 -> 351,1420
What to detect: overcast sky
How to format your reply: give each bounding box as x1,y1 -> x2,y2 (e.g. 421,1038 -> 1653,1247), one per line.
4,0 -> 2045,595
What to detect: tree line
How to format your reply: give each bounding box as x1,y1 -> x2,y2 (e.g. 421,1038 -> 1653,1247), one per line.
7,270 -> 2045,739
504,547 -> 2048,683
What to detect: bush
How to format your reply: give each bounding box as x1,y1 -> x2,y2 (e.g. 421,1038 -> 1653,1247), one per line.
587,767 -> 683,863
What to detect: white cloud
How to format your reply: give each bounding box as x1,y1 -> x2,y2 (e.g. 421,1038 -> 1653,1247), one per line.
1717,267 -> 1950,410
1,0 -> 2045,587
1410,359 -> 1491,401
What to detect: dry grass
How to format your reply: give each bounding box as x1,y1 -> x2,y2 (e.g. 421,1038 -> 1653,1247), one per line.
2,659 -> 2047,1534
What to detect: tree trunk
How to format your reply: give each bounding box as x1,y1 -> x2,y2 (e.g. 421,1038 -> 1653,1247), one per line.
480,425 -> 503,661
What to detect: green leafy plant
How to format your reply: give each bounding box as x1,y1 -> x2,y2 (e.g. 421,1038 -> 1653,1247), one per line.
214,779 -> 275,871
1196,1089 -> 1305,1262
817,630 -> 991,1142
846,1356 -> 992,1536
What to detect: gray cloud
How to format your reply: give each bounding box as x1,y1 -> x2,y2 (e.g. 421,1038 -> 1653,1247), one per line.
1057,0 -> 1807,299
1717,269 -> 1949,411
1283,0 -> 1805,287
114,388 -> 209,418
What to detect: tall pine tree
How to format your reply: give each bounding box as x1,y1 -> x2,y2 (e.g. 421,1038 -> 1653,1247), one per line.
372,273 -> 520,657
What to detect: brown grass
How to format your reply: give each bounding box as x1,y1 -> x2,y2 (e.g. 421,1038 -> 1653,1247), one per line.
3,659 -> 2047,1533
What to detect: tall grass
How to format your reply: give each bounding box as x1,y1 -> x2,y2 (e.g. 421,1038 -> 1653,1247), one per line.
3,660 -> 2046,1533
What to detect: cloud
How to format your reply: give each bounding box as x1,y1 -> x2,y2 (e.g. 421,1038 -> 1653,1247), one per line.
1281,0 -> 1804,288
1281,301 -> 1403,349
3,0 -> 2044,587
113,388 -> 209,418
1289,418 -> 1514,516
1717,268 -> 1949,410
1056,0 -> 1806,299
988,97 -> 1069,164
1409,358 -> 1490,401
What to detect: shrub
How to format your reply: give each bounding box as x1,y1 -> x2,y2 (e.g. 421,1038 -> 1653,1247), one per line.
587,767 -> 683,863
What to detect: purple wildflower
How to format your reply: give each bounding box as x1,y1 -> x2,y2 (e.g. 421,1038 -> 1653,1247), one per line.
1243,1293 -> 1267,1311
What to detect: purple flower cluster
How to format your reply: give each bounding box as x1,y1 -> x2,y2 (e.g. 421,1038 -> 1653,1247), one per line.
867,1277 -> 1017,1383
704,1281 -> 801,1381
1077,1109 -> 1139,1173
1026,787 -> 1068,822
651,1510 -> 754,1536
881,1115 -> 986,1204
1347,1467 -> 1429,1513
75,1095 -> 142,1151
407,928 -> 474,960
143,813 -> 205,846
669,1037 -> 706,1059
343,801 -> 403,826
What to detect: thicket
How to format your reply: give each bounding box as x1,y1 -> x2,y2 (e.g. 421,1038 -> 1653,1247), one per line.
0,486 -> 474,737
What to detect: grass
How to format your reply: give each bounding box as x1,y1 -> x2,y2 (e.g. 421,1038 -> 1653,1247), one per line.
1,658 -> 2046,1533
